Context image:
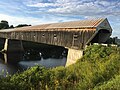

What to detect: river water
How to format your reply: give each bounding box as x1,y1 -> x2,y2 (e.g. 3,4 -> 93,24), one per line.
0,50 -> 67,76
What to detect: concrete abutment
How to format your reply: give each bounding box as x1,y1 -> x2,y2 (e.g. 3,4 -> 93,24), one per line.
1,39 -> 24,53
65,48 -> 83,67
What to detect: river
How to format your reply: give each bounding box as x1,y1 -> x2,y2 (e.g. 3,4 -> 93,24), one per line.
0,49 -> 67,76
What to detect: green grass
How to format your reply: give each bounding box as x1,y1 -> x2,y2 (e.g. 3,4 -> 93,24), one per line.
0,45 -> 120,90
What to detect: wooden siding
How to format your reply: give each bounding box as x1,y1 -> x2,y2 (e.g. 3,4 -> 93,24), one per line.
0,29 -> 95,50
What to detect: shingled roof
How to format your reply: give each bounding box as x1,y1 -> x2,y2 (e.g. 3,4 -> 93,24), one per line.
16,18 -> 105,31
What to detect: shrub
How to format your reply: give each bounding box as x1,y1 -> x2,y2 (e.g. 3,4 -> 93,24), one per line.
0,45 -> 120,90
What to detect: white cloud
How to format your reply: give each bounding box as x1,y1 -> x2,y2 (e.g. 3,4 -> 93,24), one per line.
0,14 -> 41,26
26,0 -> 120,17
27,2 -> 60,8
0,13 -> 79,26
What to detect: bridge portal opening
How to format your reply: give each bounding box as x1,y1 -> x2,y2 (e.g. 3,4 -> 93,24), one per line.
90,29 -> 111,43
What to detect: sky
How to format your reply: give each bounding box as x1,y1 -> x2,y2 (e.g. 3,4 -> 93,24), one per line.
0,0 -> 120,38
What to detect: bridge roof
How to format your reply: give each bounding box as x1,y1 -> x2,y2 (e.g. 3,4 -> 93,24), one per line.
16,18 -> 104,31
46,18 -> 105,29
0,18 -> 109,32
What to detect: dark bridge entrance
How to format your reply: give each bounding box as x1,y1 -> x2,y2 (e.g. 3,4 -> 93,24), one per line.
90,29 -> 111,43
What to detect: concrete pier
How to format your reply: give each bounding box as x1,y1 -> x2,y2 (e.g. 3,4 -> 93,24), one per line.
1,39 -> 24,53
65,48 -> 83,67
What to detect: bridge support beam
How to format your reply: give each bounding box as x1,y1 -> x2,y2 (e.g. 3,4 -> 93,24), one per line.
1,39 -> 24,53
65,48 -> 83,67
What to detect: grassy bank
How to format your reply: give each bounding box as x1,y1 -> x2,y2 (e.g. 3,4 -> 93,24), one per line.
0,45 -> 120,90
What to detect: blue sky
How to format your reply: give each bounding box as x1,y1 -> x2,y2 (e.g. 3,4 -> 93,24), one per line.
0,0 -> 120,38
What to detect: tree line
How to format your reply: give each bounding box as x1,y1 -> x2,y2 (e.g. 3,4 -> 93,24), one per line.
0,20 -> 31,30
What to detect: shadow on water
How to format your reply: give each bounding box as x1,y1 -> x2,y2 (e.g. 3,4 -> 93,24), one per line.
0,52 -> 24,76
0,42 -> 68,76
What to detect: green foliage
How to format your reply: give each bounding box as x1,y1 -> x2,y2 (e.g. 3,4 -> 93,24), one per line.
94,75 -> 120,90
9,25 -> 14,29
15,24 -> 31,28
0,20 -> 9,29
0,45 -> 120,90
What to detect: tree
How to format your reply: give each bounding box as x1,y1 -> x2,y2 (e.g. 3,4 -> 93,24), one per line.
105,37 -> 118,44
15,24 -> 31,28
9,25 -> 14,28
0,20 -> 9,29
0,20 -> 32,30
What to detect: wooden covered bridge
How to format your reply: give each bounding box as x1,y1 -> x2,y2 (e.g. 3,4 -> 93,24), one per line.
0,18 -> 112,66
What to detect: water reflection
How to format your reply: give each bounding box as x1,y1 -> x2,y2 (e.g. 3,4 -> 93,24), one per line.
0,48 -> 67,75
0,52 -> 25,76
3,52 -> 23,64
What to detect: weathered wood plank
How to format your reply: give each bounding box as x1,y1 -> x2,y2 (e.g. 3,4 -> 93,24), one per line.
0,28 -> 97,50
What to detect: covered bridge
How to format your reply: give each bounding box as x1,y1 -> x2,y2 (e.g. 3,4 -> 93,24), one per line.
0,18 -> 112,49
0,18 -> 112,66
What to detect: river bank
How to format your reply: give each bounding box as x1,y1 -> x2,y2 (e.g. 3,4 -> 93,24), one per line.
0,45 -> 120,90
